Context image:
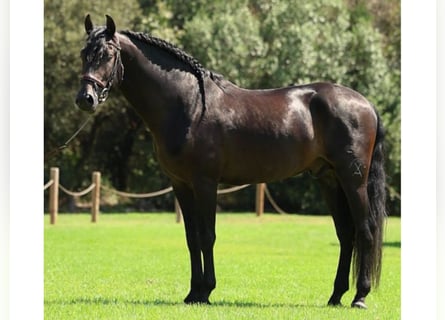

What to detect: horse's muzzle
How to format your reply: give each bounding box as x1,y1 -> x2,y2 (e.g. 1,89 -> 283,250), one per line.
75,89 -> 98,113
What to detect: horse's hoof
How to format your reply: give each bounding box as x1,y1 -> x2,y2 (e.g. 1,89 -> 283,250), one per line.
327,298 -> 342,307
351,300 -> 368,309
184,293 -> 210,305
328,302 -> 343,308
184,299 -> 210,305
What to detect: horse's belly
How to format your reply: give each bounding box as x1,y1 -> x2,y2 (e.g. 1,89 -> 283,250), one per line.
220,139 -> 313,184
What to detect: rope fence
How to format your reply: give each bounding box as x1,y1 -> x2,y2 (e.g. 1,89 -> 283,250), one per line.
43,167 -> 288,224
44,180 -> 54,190
216,184 -> 250,195
264,184 -> 288,214
101,185 -> 173,198
59,183 -> 96,197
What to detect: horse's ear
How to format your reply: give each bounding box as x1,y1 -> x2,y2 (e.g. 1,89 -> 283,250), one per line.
85,14 -> 93,35
105,15 -> 116,37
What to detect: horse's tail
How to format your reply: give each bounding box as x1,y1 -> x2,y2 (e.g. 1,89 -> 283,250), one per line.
354,112 -> 387,288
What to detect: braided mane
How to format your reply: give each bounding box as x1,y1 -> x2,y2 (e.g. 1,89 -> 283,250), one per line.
121,30 -> 208,110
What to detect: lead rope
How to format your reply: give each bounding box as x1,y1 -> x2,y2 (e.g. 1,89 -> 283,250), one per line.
44,113 -> 94,161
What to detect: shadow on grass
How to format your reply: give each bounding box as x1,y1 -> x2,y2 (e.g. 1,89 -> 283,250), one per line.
45,297 -> 334,309
211,300 -> 329,309
383,241 -> 401,248
329,241 -> 401,248
45,297 -> 336,309
45,297 -> 182,307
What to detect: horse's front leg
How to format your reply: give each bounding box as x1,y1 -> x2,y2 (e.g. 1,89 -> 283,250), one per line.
173,179 -> 217,304
172,183 -> 204,303
195,180 -> 217,303
196,183 -> 217,302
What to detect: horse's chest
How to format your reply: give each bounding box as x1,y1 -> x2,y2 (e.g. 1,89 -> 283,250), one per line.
153,131 -> 220,183
152,138 -> 190,181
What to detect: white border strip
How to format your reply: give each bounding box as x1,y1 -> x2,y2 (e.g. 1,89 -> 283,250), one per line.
10,1 -> 44,319
0,1 -> 10,319
437,0 -> 444,319
401,1 -> 437,319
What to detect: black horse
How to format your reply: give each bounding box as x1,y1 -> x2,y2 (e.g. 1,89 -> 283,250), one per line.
76,15 -> 386,309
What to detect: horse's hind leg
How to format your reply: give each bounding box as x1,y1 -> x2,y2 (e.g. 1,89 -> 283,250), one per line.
335,167 -> 374,309
318,170 -> 354,306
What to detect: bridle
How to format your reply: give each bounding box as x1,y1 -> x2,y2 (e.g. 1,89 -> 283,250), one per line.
81,41 -> 123,103
45,40 -> 124,161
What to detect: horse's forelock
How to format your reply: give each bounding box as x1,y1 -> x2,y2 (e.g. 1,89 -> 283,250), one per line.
83,27 -> 109,64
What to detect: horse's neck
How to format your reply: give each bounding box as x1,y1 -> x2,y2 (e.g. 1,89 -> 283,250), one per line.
118,34 -> 200,133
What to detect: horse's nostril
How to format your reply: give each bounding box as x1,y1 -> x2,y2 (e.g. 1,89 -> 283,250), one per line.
75,92 -> 96,112
86,94 -> 94,105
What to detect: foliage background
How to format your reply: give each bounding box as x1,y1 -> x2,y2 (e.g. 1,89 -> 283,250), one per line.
44,0 -> 400,215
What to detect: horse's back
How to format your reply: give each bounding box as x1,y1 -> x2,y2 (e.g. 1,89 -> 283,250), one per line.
209,82 -> 320,183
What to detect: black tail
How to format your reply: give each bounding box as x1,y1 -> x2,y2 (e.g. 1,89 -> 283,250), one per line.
354,113 -> 387,288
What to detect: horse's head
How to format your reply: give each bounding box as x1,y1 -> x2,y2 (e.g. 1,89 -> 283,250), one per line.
76,14 -> 124,113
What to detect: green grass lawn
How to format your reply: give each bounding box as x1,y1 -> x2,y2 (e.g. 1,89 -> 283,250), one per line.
44,213 -> 400,319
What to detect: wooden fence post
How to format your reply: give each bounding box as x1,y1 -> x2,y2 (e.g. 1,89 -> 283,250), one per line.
175,197 -> 183,223
255,183 -> 265,217
49,167 -> 59,224
91,171 -> 101,223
